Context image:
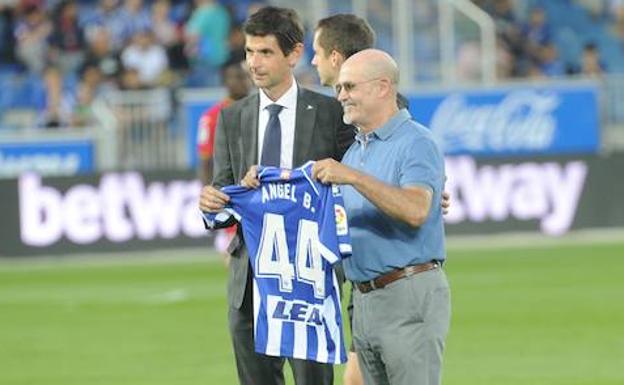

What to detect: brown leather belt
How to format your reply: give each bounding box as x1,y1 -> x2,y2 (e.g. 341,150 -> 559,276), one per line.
355,262 -> 439,293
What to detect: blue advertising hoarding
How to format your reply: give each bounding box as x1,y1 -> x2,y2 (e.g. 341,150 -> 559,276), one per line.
407,83 -> 600,157
179,82 -> 600,167
0,140 -> 94,177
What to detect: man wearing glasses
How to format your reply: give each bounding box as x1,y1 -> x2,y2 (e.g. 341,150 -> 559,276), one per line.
313,49 -> 451,385
311,14 -> 451,385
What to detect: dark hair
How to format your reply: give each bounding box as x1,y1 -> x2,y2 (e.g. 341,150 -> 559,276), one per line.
315,14 -> 376,59
243,6 -> 304,56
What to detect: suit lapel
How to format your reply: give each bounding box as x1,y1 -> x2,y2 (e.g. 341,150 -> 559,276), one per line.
293,88 -> 316,167
241,93 -> 259,171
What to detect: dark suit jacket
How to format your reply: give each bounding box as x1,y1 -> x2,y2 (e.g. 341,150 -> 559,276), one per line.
212,86 -> 354,309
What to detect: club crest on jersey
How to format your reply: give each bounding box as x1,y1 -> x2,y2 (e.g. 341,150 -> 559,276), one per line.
280,169 -> 292,180
334,205 -> 348,236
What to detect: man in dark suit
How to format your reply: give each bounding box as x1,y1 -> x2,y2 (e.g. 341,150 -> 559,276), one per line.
199,6 -> 353,385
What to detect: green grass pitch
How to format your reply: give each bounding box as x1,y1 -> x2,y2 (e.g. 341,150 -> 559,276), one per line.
1,239 -> 623,385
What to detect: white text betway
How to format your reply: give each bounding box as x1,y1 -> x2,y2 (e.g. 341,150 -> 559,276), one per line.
445,157 -> 587,235
18,158 -> 588,246
19,172 -> 205,247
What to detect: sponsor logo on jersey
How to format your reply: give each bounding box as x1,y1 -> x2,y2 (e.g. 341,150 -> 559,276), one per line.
334,205 -> 348,236
270,297 -> 323,326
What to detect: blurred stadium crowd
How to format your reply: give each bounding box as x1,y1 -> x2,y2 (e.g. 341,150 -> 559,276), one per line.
0,0 -> 257,128
470,0 -> 624,79
1,0 -> 624,129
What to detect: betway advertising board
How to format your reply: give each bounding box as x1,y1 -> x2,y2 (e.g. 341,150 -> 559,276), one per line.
408,83 -> 600,156
1,155 -> 623,256
0,171 -> 211,256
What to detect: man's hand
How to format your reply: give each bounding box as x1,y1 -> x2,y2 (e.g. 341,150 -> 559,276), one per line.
441,191 -> 450,215
240,165 -> 260,189
312,158 -> 359,185
199,185 -> 230,213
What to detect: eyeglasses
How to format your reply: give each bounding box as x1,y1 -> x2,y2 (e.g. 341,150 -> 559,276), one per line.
334,77 -> 382,95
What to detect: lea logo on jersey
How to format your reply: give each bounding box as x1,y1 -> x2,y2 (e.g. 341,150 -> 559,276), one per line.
271,297 -> 323,326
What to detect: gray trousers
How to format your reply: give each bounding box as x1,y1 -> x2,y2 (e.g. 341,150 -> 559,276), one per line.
228,271 -> 333,385
352,267 -> 451,385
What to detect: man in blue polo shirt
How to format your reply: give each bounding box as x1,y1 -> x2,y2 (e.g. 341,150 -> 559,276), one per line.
312,49 -> 451,385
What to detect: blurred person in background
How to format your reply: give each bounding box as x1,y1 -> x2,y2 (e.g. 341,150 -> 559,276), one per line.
151,0 -> 188,76
14,1 -> 51,74
538,43 -> 565,77
118,0 -> 151,46
0,2 -> 18,69
47,0 -> 86,75
227,23 -> 246,64
121,29 -> 169,88
40,65 -> 94,128
197,58 -> 252,258
69,81 -> 96,127
151,0 -> 177,48
80,27 -> 122,92
184,0 -> 231,86
83,0 -> 125,52
41,66 -> 67,127
197,58 -> 252,185
580,42 -> 606,77
521,6 -> 551,61
611,5 -> 624,44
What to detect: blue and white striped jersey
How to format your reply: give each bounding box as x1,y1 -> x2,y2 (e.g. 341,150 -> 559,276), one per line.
203,161 -> 351,364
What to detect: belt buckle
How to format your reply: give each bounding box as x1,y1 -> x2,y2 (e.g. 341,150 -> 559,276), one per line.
368,279 -> 377,291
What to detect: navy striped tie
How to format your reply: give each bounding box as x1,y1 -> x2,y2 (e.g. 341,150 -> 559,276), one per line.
260,104 -> 284,167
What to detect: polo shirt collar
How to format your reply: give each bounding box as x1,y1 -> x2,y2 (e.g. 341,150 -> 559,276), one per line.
355,108 -> 411,142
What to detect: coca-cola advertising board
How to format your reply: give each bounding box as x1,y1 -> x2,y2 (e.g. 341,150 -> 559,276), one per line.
408,82 -> 600,157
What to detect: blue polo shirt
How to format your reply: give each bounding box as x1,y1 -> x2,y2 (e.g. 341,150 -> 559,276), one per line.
341,109 -> 446,283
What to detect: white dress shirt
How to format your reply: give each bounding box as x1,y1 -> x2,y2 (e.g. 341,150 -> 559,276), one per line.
257,79 -> 298,169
